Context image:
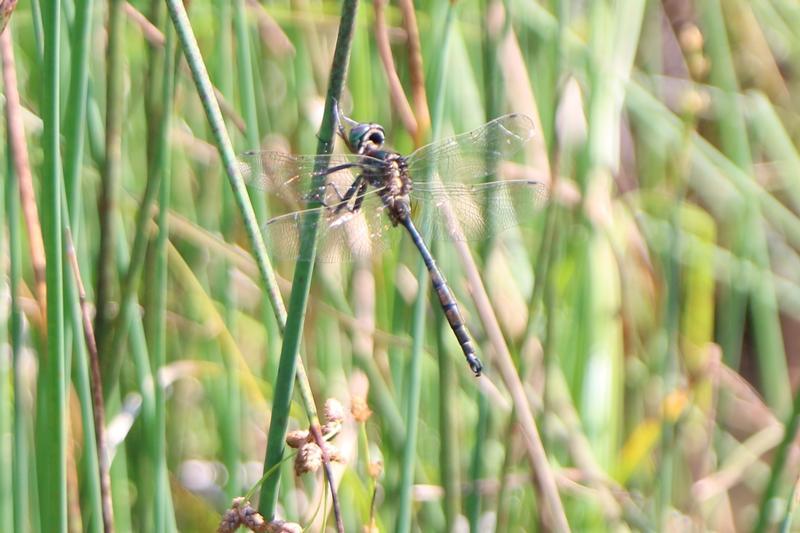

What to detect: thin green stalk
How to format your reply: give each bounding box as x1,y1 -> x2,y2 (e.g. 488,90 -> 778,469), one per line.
0,133 -> 10,533
2,36 -> 28,533
151,23 -> 176,533
6,130 -> 31,533
396,5 -> 455,532
212,0 -> 242,504
467,393 -> 489,533
62,0 -> 95,233
95,0 -> 126,353
257,0 -> 360,520
164,1 -> 348,525
30,0 -> 44,62
233,0 -> 282,383
63,226 -> 107,533
754,390 -> 800,532
38,0 -> 67,530
435,297 -> 460,532
100,130 -> 164,400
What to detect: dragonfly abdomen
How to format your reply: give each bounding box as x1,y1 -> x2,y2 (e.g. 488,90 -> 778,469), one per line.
400,216 -> 484,376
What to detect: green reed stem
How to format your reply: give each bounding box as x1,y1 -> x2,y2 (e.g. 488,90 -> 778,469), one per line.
38,0 -> 67,530
95,0 -> 125,353
151,22 -> 176,533
754,389 -> 800,532
435,301 -> 460,532
395,4 -> 455,532
257,0 -> 359,521
4,43 -> 31,533
165,0 -> 350,524
62,0 -> 95,232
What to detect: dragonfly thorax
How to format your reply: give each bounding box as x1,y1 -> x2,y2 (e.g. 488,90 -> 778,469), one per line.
357,151 -> 412,225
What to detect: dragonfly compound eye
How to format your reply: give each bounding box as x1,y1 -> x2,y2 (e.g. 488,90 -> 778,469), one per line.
349,124 -> 385,153
366,128 -> 385,146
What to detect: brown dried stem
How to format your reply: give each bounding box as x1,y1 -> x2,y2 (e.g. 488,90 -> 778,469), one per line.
373,0 -> 417,139
396,0 -> 429,142
66,229 -> 115,532
0,26 -> 47,324
308,423 -> 344,532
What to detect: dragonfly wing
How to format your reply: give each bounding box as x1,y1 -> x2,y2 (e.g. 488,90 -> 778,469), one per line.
405,114 -> 536,184
262,187 -> 397,262
411,179 -> 548,241
238,151 -> 381,207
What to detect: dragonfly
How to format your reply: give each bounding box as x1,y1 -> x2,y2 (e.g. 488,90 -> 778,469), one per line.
240,106 -> 547,376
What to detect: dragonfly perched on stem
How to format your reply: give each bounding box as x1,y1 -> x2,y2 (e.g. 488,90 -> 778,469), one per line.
240,106 -> 547,376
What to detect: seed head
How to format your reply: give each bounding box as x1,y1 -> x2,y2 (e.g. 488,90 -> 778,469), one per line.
351,395 -> 372,422
295,442 -> 322,475
324,398 -> 345,424
286,429 -> 310,448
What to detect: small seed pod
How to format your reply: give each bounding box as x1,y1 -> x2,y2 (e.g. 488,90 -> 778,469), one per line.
217,497 -> 246,532
368,460 -> 383,479
351,396 -> 372,422
295,442 -> 322,475
324,398 -> 345,424
322,441 -> 344,463
216,508 -> 241,533
240,504 -> 267,532
286,429 -> 311,448
267,520 -> 303,533
321,421 -> 341,438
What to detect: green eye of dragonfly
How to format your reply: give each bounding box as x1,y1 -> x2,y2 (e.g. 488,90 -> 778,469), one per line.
349,124 -> 385,151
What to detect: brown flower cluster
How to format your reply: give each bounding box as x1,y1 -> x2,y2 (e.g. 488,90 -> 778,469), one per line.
286,398 -> 346,475
216,497 -> 301,533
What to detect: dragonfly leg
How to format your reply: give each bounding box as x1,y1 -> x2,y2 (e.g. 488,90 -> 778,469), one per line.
330,175 -> 364,213
350,180 -> 369,212
316,162 -> 361,177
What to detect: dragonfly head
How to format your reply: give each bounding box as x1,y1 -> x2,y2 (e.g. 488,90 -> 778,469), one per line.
349,123 -> 385,154
334,101 -> 386,154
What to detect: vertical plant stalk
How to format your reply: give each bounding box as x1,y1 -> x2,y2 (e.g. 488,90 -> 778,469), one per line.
397,0 -> 430,141
63,0 -> 95,231
754,390 -> 800,532
0,27 -> 47,323
164,0 -> 346,527
257,0 -> 359,525
151,22 -> 176,533
5,133 -> 31,533
373,0 -> 417,138
95,0 -> 126,351
65,230 -> 115,533
434,309 -> 460,531
39,0 -> 67,530
395,4 -> 455,532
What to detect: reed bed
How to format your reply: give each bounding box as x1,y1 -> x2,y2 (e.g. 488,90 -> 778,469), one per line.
3,0 -> 800,531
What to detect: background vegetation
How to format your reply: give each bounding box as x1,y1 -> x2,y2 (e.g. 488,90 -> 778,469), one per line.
2,0 -> 800,531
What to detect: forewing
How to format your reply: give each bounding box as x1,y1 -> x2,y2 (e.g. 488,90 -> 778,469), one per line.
261,187 -> 398,262
410,179 -> 548,241
238,151 -> 380,208
405,114 -> 536,184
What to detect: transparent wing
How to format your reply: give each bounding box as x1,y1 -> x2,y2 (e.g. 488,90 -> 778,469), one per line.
238,151 -> 384,208
261,187 -> 400,262
405,114 -> 536,184
410,179 -> 548,241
